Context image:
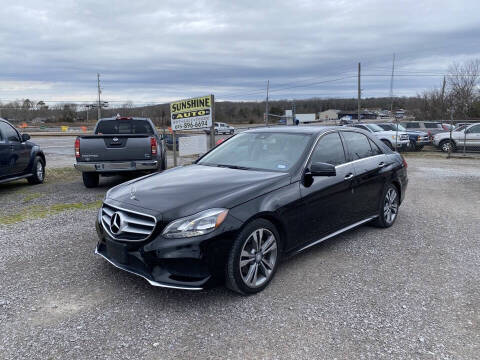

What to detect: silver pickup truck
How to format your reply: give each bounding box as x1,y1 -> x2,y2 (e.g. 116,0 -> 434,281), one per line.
74,116 -> 166,187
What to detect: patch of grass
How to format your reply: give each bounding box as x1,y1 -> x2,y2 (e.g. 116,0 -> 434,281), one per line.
22,192 -> 43,203
0,200 -> 102,225
45,167 -> 79,183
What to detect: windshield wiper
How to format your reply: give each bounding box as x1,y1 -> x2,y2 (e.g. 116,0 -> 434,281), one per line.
216,164 -> 252,170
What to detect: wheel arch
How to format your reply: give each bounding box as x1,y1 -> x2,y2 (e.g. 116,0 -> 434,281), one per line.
238,212 -> 287,254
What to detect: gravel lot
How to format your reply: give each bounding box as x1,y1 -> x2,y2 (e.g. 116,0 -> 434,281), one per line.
1,157 -> 479,359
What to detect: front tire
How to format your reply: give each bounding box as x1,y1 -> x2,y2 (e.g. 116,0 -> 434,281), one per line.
27,156 -> 45,184
381,139 -> 394,150
373,183 -> 399,228
226,219 -> 281,295
82,172 -> 99,188
439,139 -> 455,153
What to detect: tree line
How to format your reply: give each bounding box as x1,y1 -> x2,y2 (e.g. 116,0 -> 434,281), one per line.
1,59 -> 479,125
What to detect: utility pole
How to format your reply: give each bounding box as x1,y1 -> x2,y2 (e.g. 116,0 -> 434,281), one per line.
97,73 -> 102,120
265,80 -> 269,126
389,53 -> 398,150
440,76 -> 446,120
389,53 -> 396,115
357,62 -> 361,122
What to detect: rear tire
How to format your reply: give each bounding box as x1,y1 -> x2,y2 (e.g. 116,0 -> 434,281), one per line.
82,172 -> 99,188
372,183 -> 399,228
226,219 -> 281,295
27,156 -> 45,185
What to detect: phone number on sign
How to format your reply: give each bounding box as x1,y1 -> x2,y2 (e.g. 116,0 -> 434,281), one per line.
172,117 -> 211,130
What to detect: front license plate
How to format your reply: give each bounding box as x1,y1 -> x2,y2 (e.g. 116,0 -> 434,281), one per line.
106,240 -> 128,264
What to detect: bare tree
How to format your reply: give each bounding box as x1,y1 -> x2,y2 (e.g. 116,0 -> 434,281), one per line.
447,59 -> 480,118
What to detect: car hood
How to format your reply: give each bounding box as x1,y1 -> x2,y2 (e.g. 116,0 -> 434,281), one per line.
106,164 -> 290,221
375,130 -> 407,137
406,130 -> 428,136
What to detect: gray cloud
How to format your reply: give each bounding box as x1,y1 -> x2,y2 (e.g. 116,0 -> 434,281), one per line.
1,0 -> 479,104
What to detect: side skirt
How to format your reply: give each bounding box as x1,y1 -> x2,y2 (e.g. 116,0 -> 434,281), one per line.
0,173 -> 33,184
293,215 -> 379,255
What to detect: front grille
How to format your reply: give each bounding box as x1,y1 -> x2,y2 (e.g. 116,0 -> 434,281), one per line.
101,202 -> 157,242
401,134 -> 409,140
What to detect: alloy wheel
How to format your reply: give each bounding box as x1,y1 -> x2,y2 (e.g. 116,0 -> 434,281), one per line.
442,141 -> 452,152
239,228 -> 277,288
36,162 -> 44,181
383,187 -> 398,224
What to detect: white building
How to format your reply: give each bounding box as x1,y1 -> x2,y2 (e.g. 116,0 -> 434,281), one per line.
318,109 -> 340,121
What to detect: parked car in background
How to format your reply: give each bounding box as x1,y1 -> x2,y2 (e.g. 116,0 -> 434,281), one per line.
0,118 -> 46,185
377,123 -> 430,151
74,116 -> 167,188
95,126 -> 408,294
351,123 -> 410,150
402,121 -> 445,139
205,122 -> 235,135
164,133 -> 188,151
433,123 -> 480,152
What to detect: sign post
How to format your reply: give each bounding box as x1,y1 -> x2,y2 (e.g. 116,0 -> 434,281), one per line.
170,95 -> 214,165
210,95 -> 215,149
172,131 -> 177,166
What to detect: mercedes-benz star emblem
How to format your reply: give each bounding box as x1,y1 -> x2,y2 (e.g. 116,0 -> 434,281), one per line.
130,184 -> 137,200
110,212 -> 122,234
113,137 -> 119,142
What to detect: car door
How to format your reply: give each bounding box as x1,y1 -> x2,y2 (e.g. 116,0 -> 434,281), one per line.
465,124 -> 480,148
299,132 -> 355,245
0,123 -> 11,176
1,122 -> 30,175
341,131 -> 387,221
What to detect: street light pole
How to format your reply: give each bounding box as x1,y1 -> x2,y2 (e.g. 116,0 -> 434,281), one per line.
97,73 -> 102,120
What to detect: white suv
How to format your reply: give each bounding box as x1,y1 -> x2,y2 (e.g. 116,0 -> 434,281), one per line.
433,123 -> 480,152
352,123 -> 410,150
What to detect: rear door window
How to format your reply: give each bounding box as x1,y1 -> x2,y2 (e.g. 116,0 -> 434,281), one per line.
369,139 -> 383,155
468,124 -> 480,133
406,122 -> 420,129
95,120 -> 153,134
342,131 -> 373,160
424,123 -> 441,129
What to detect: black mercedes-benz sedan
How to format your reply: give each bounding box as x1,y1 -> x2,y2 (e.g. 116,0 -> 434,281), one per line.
95,126 -> 408,294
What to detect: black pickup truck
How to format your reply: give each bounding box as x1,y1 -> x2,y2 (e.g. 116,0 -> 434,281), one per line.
74,116 -> 167,187
0,118 -> 46,185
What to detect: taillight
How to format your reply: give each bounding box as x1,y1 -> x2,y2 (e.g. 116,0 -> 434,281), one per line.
75,138 -> 80,158
150,137 -> 157,155
401,155 -> 408,169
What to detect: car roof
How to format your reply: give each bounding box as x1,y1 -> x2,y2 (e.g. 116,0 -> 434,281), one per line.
244,126 -> 341,135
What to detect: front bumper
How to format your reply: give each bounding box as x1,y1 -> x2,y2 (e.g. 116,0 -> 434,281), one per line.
95,207 -> 242,290
75,160 -> 158,173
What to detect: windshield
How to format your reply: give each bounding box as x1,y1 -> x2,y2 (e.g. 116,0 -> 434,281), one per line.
95,120 -> 154,135
197,132 -> 312,172
455,125 -> 467,132
365,124 -> 384,132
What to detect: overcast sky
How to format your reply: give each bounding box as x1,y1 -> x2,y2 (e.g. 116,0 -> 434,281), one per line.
1,0 -> 479,105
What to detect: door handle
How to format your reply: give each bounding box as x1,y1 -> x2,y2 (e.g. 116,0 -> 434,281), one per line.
378,162 -> 385,168
344,173 -> 354,180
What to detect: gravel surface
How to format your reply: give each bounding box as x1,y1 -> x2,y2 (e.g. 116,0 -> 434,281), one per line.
1,157 -> 479,359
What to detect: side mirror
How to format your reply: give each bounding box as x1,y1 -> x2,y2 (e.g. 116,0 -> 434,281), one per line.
309,162 -> 336,177
21,133 -> 31,142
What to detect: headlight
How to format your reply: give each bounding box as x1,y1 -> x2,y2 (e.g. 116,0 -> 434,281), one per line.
162,208 -> 228,238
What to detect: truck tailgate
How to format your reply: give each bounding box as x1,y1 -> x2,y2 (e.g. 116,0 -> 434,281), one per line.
78,135 -> 153,162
